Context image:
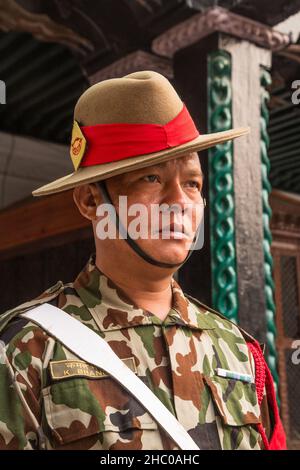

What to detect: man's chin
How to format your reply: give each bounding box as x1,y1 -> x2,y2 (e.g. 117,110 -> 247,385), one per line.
158,237 -> 194,250
150,241 -> 191,265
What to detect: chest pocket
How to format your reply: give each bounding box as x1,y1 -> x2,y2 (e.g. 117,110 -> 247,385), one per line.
203,374 -> 262,450
42,376 -> 161,450
204,374 -> 261,425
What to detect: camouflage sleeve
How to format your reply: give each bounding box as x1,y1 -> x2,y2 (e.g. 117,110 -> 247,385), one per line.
0,318 -> 52,450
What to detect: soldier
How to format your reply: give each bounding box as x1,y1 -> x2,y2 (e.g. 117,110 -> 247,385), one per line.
0,71 -> 286,450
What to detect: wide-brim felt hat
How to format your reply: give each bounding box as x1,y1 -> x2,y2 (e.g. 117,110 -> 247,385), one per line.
32,70 -> 249,197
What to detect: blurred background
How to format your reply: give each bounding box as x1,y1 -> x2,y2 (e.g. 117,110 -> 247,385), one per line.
0,0 -> 299,449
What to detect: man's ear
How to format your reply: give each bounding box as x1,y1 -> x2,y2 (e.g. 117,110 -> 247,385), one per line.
73,183 -> 102,221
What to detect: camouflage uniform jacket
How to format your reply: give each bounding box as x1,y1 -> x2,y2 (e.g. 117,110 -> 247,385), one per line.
0,253 -> 273,450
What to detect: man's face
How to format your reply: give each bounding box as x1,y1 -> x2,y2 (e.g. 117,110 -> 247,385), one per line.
95,152 -> 204,266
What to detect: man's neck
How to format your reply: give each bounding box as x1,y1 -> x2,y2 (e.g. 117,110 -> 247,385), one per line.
95,255 -> 174,321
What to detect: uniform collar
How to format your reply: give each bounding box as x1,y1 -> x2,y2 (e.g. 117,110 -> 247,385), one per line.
73,253 -> 214,332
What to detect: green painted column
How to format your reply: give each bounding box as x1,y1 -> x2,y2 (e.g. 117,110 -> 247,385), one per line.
260,67 -> 279,398
207,48 -> 279,396
207,46 -> 279,397
207,50 -> 238,323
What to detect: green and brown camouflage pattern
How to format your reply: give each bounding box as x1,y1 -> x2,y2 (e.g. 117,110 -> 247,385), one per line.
0,253 -> 268,450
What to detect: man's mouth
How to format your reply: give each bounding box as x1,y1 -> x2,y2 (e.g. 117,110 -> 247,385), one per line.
157,223 -> 191,239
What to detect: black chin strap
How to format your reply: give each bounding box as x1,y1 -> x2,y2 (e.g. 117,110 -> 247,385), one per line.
96,180 -> 201,269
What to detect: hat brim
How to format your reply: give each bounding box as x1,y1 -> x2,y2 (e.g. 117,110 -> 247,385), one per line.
32,127 -> 249,197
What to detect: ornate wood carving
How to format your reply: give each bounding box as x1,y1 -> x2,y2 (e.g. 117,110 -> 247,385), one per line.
271,190 -> 300,237
152,6 -> 291,58
260,67 -> 280,395
89,50 -> 173,84
220,37 -> 270,345
272,213 -> 300,235
207,50 -> 239,324
0,0 -> 93,53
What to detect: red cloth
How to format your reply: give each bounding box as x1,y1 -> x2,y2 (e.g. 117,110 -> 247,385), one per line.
79,104 -> 199,167
247,341 -> 287,450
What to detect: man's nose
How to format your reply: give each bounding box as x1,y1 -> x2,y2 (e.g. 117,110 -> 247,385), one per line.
161,181 -> 189,211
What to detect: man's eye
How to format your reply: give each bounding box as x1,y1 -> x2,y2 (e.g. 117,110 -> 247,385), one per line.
142,175 -> 159,183
187,180 -> 201,189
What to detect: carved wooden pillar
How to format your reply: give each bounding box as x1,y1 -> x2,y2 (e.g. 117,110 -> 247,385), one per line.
152,7 -> 290,391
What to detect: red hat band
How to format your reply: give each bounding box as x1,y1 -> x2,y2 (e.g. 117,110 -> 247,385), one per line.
75,104 -> 199,168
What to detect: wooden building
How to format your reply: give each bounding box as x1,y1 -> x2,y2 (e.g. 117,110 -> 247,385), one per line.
0,0 -> 299,448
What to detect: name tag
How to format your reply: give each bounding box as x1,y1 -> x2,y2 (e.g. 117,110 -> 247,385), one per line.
50,357 -> 137,380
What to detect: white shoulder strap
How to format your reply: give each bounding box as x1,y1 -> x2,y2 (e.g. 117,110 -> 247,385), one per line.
21,303 -> 199,451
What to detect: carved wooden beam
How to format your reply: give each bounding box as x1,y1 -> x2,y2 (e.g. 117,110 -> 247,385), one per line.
0,190 -> 92,260
0,0 -> 93,53
89,50 -> 173,84
152,6 -> 291,58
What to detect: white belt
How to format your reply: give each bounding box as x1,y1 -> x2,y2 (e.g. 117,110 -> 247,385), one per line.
21,303 -> 200,450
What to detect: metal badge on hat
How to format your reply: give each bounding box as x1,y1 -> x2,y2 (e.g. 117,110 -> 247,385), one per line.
70,120 -> 87,170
